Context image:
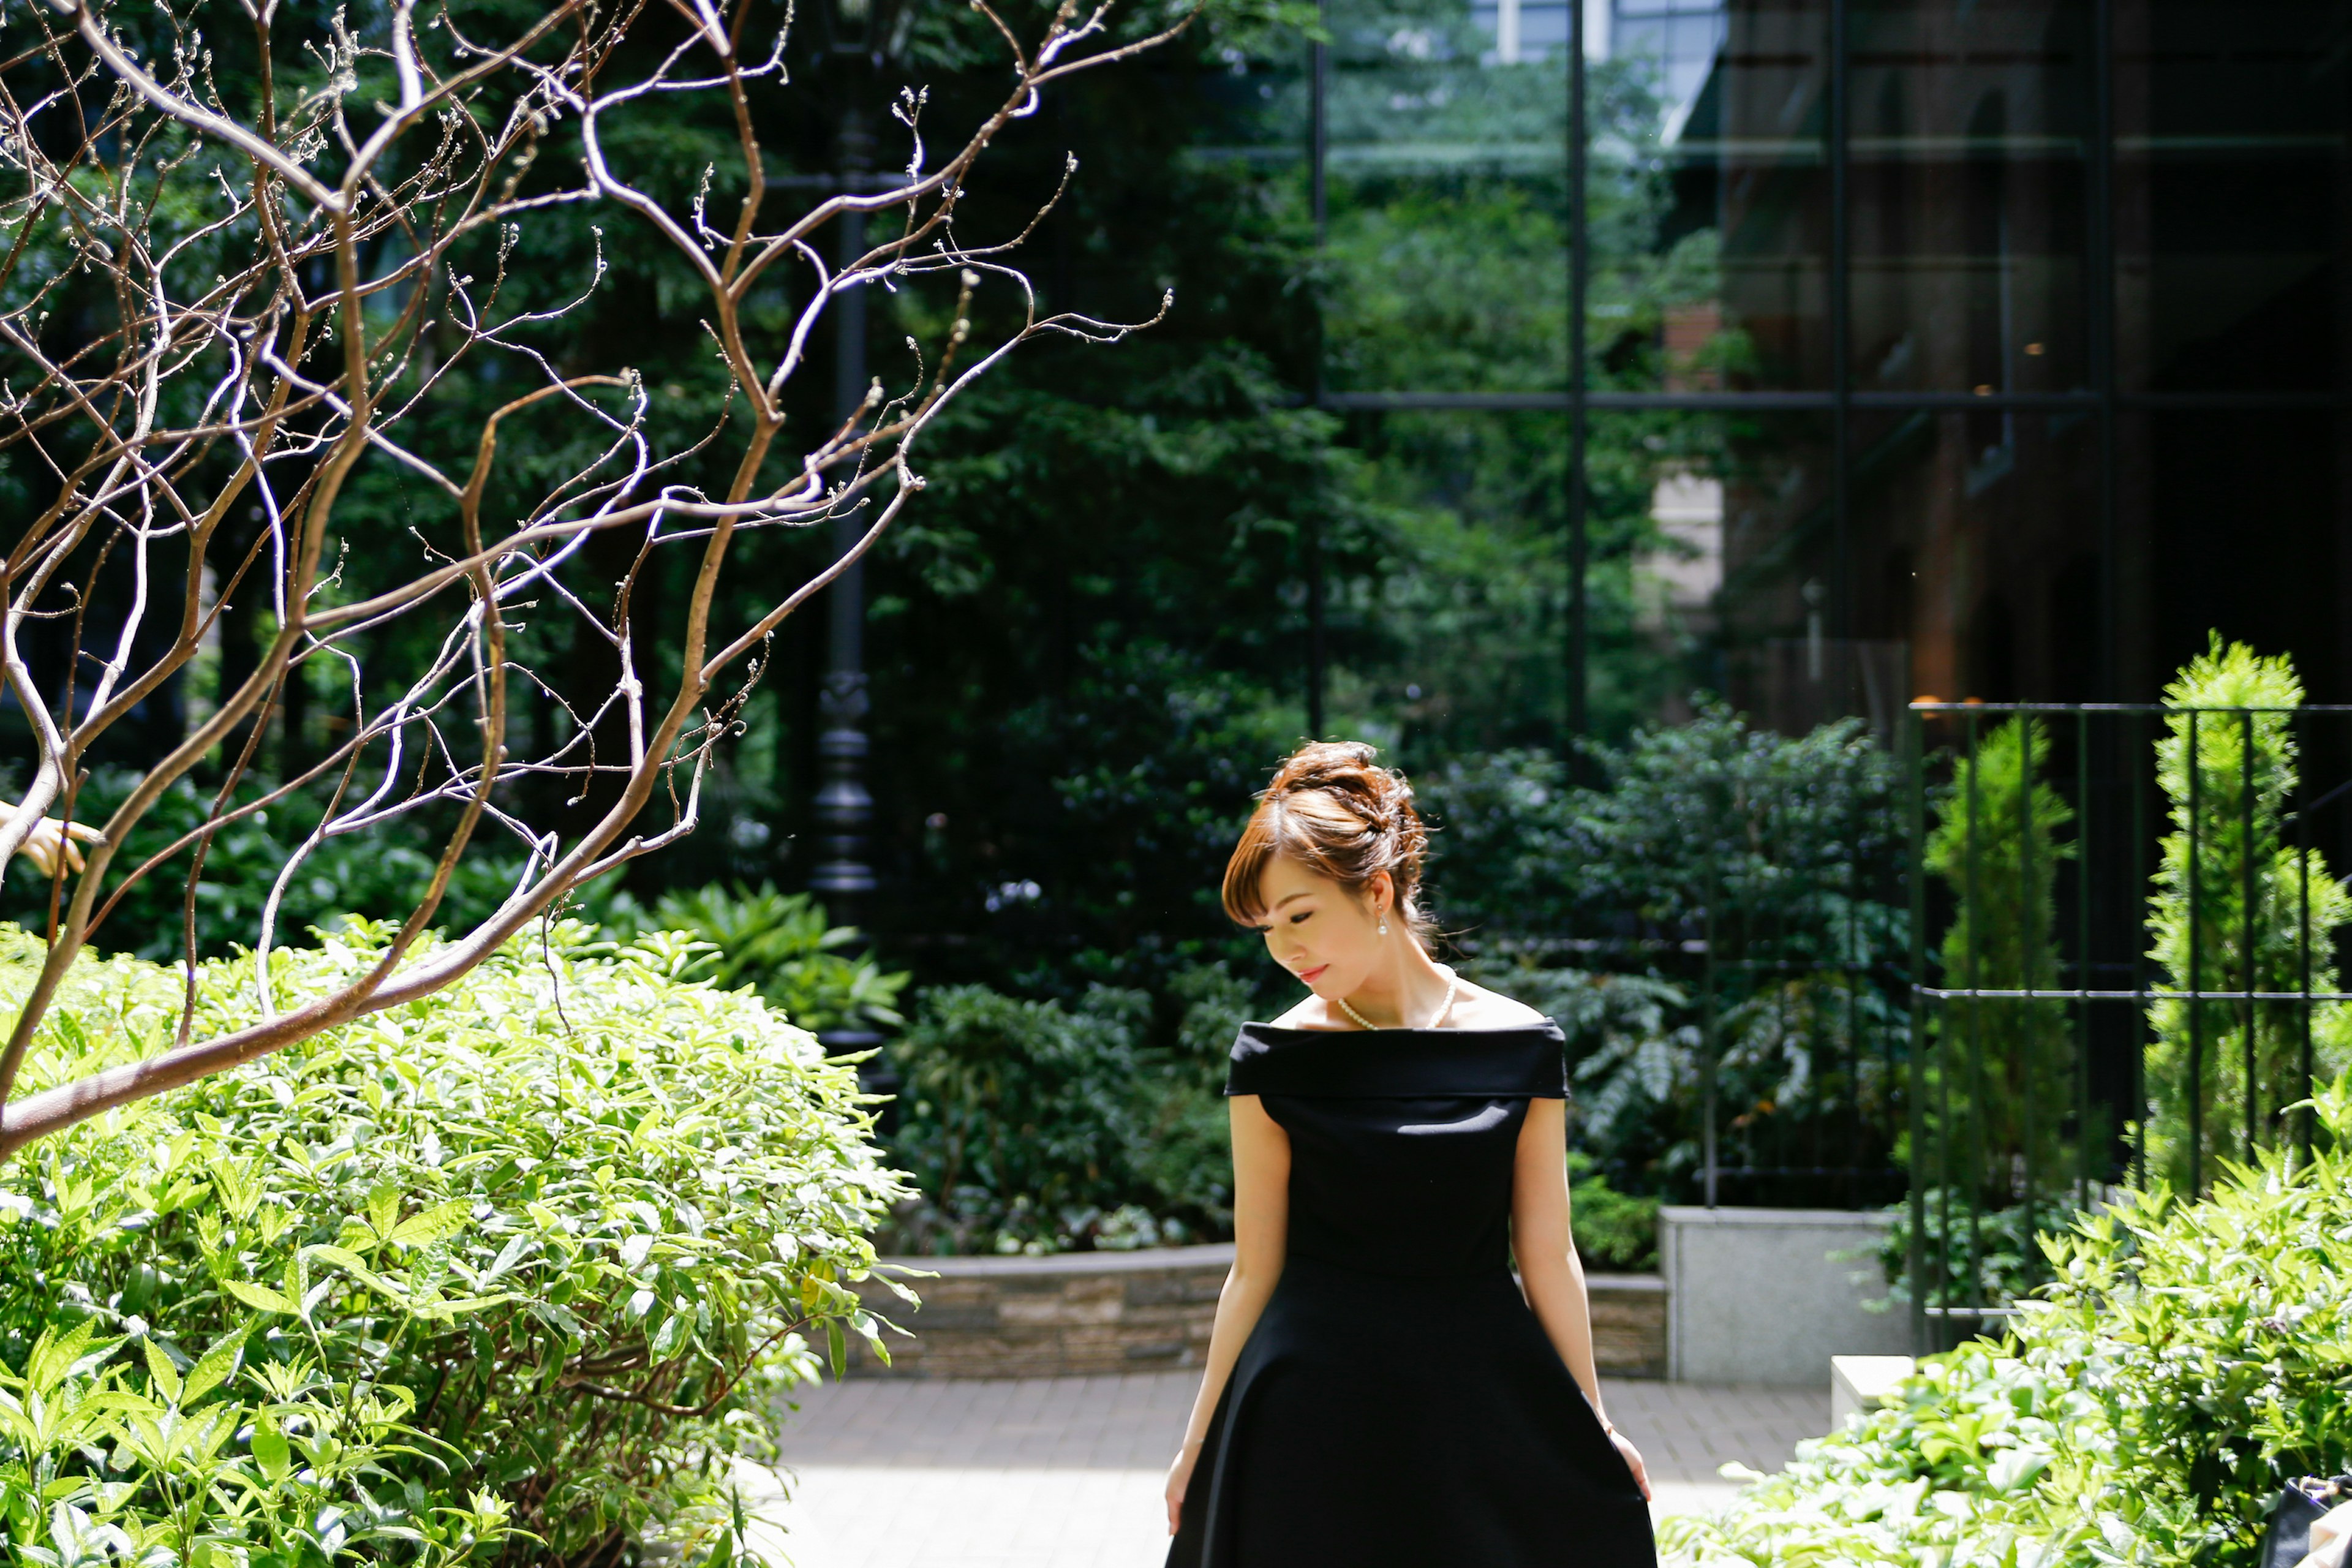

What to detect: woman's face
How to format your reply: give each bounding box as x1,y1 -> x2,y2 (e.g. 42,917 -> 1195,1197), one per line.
1252,856 -> 1391,1000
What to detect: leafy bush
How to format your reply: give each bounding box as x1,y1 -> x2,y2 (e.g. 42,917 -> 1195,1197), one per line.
1566,1153 -> 1660,1272
886,965 -> 1250,1254
0,920 -> 907,1566
1663,1078 -> 2352,1568
1420,705 -> 1905,953
621,883 -> 912,1037
0,769 -> 532,964
1868,1188 -> 2046,1314
1426,714 -> 1909,1204
1415,749 -> 1586,937
1466,957 -> 1696,1191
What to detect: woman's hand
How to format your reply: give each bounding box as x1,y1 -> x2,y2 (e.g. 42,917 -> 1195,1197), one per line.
1611,1428 -> 1653,1501
1166,1441 -> 1201,1534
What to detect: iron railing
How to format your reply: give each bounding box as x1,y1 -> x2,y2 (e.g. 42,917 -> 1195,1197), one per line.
1903,699 -> 2352,1352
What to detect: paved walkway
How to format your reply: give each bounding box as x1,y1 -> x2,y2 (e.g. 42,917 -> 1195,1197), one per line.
736,1374 -> 1828,1567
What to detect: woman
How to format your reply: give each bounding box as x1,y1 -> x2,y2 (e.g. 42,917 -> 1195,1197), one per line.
1164,741 -> 1657,1568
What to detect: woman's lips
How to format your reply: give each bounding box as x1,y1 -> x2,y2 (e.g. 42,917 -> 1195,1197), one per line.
1298,963 -> 1329,984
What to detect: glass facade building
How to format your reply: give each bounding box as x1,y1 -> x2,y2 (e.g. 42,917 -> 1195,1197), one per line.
1283,0 -> 2352,735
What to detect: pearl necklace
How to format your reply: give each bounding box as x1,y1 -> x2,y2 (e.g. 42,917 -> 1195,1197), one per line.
1336,966 -> 1459,1030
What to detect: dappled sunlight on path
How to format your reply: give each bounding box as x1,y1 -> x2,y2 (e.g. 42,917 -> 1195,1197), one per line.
736,1374 -> 1830,1567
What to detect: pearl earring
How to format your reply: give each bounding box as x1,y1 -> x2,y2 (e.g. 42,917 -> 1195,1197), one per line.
1378,918 -> 1390,937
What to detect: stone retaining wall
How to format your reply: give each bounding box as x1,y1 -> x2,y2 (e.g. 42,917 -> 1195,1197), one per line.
845,1245 -> 1668,1379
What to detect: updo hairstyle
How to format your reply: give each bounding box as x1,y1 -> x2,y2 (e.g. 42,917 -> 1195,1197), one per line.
1221,741 -> 1431,938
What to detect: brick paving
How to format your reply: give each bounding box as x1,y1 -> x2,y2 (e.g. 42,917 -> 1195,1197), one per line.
733,1374 -> 1830,1567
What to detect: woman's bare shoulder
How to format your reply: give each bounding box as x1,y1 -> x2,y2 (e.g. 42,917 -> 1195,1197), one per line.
1446,978 -> 1550,1028
1267,995 -> 1341,1030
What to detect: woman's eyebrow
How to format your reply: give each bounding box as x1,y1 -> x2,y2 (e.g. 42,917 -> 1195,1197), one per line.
1273,891 -> 1311,909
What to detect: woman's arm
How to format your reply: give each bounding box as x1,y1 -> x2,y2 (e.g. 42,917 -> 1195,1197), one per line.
1512,1096 -> 1653,1499
1166,1093 -> 1291,1534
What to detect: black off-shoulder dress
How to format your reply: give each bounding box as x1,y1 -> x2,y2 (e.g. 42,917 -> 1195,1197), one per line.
1166,1021 -> 1658,1568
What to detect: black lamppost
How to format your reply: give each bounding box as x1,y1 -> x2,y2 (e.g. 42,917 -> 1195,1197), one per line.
809,0 -> 906,1090
807,178 -> 878,908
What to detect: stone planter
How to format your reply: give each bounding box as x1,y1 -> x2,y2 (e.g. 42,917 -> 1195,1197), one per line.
844,1245 -> 1668,1379
1659,1205 -> 1909,1385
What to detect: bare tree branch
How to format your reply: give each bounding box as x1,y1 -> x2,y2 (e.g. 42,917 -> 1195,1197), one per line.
0,0 -> 1192,1155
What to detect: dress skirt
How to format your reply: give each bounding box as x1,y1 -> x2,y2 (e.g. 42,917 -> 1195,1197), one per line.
1167,1254 -> 1657,1568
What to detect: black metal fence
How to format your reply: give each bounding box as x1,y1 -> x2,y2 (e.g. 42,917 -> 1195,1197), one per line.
1532,922 -> 1912,1213
1902,699 -> 2352,1352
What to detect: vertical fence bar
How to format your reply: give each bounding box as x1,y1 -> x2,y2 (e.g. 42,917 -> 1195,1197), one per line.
1964,710 -> 1986,1308
2240,709 -> 2257,1159
1308,0 -> 1328,733
2132,708 -> 2149,1185
2077,706 -> 2095,1207
1828,0 -> 1851,645
1905,704 -> 1929,1355
2298,712 -> 2315,1164
2092,0 -> 2117,704
2188,708 -> 2203,1194
1847,783 -> 1864,1207
1565,0 -> 1588,745
2018,716 -> 2038,1286
1702,896 -> 1719,1207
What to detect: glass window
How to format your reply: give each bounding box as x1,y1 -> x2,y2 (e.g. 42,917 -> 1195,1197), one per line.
2123,409 -> 2352,697
1848,0 -> 2092,397
1591,0 -> 1833,393
1842,405 -> 2101,705
1321,0 -> 1572,394
1286,0 -> 2352,733
2115,1 -> 2352,394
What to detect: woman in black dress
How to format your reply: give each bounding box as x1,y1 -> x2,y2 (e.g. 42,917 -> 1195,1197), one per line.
1164,741 -> 1657,1568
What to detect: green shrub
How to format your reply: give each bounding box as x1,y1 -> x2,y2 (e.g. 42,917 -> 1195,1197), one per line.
624,883 -> 911,1037
0,768 -> 531,963
1566,1153 -> 1659,1272
1415,749 -> 1586,936
1468,958 -> 1695,1193
1923,717 -> 2081,1221
2145,638 -> 2352,1189
1868,1187 -> 2046,1313
1664,1078 -> 2352,1568
886,967 -> 1246,1253
1428,715 -> 1909,1204
0,919 -> 907,1566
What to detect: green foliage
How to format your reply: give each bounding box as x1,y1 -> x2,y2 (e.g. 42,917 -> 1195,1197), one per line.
1425,712 -> 1907,1202
886,966 -> 1251,1254
1422,707 -> 1905,949
1564,1153 -> 1660,1273
0,921 -> 907,1566
1570,703 -> 1904,946
1921,717 -> 2082,1231
1665,1077 -> 2352,1568
2145,637 -> 2352,1189
0,769 -> 530,963
1417,750 -> 1587,936
1871,1188 -> 2047,1314
629,884 -> 911,1037
1463,956 -> 1694,1181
